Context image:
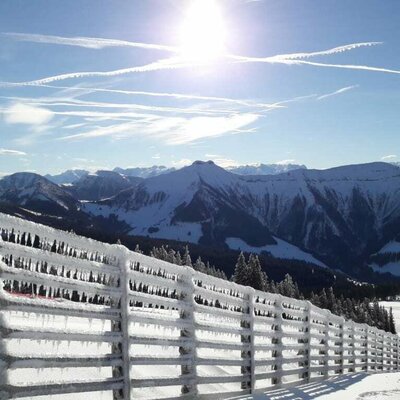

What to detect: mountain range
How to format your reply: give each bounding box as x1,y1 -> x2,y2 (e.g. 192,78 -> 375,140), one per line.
1,161 -> 400,280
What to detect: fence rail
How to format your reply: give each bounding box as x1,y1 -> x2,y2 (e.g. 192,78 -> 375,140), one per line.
0,212 -> 399,400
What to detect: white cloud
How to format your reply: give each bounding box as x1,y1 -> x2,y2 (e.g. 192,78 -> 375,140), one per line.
3,103 -> 53,125
209,157 -> 239,168
276,159 -> 296,165
61,113 -> 259,145
317,85 -> 358,100
0,148 -> 27,156
152,154 -> 161,159
381,155 -> 397,160
171,158 -> 192,168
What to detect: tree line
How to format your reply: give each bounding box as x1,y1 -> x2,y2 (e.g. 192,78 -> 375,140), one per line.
144,244 -> 396,334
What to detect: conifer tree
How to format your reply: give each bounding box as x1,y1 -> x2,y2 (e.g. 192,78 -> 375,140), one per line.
232,252 -> 249,286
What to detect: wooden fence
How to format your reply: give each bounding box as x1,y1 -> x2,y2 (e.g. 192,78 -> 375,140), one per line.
0,213 -> 399,399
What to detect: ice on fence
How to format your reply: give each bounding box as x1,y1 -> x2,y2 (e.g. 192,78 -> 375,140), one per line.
1,212 -> 399,400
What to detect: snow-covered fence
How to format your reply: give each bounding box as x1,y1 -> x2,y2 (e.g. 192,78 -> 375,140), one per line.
0,213 -> 399,400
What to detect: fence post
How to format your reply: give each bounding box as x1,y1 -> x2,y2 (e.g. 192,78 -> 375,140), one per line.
274,295 -> 284,387
397,335 -> 400,371
323,311 -> 331,378
249,288 -> 256,394
351,322 -> 357,372
115,246 -> 132,400
374,328 -> 379,372
339,317 -> 345,375
364,324 -> 369,372
305,301 -> 313,382
180,268 -> 197,396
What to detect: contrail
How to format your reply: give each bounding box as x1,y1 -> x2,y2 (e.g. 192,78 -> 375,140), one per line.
229,42 -> 382,62
317,85 -> 358,100
0,83 -> 282,110
3,32 -> 177,52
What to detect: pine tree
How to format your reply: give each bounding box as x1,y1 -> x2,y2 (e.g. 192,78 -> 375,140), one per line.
247,254 -> 268,291
232,252 -> 249,286
183,245 -> 192,267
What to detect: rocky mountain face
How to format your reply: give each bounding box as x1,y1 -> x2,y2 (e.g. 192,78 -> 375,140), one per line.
84,161 -> 400,274
65,170 -> 142,201
45,169 -> 89,185
0,172 -> 80,214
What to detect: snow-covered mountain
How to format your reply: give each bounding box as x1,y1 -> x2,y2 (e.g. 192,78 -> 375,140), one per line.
84,161 -> 400,273
228,163 -> 307,175
45,169 -> 89,185
3,161 -> 400,275
0,173 -> 79,213
113,166 -> 175,179
66,170 -> 142,201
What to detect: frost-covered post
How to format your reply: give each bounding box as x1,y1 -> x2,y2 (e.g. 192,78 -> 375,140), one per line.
364,324 -> 369,372
114,245 -> 132,400
323,310 -> 330,378
180,268 -> 197,396
339,317 -> 345,375
273,295 -> 284,387
0,279 -> 10,399
350,322 -> 356,372
305,301 -> 313,382
248,288 -> 256,393
373,328 -> 378,371
240,287 -> 254,392
397,335 -> 400,371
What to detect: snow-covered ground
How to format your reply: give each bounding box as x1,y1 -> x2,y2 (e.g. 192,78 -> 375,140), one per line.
232,372 -> 400,400
226,237 -> 326,268
370,241 -> 400,276
379,301 -> 400,334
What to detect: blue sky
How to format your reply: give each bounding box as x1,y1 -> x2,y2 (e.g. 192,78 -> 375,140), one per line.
0,0 -> 399,175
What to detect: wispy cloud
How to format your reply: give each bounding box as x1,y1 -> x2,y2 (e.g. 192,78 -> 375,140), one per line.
317,85 -> 358,100
0,83 -> 281,110
171,158 -> 192,168
60,113 -> 259,145
381,154 -> 397,161
0,148 -> 27,156
205,155 -> 239,167
3,32 -> 177,52
3,103 -> 54,125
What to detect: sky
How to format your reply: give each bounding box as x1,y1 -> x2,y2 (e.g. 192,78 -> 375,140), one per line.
0,0 -> 399,176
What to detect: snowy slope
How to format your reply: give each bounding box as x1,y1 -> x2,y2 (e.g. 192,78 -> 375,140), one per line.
370,241 -> 400,276
226,237 -> 327,268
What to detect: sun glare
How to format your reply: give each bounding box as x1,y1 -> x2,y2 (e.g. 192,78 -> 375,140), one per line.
179,0 -> 227,63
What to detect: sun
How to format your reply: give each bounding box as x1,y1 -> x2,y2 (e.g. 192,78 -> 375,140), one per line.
178,0 -> 227,63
